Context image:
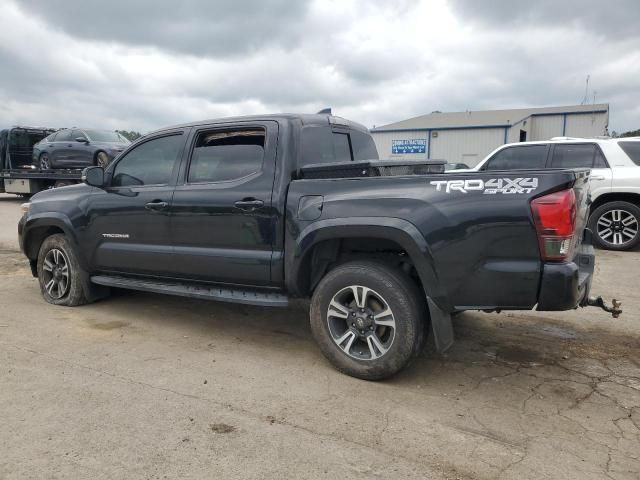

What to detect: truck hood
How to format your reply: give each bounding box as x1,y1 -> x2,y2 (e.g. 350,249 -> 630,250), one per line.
30,183 -> 95,205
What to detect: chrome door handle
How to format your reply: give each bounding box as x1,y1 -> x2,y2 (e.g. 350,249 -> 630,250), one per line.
234,199 -> 264,211
145,200 -> 169,211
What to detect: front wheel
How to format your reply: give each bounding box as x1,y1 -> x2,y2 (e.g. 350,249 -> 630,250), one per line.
37,234 -> 88,306
310,260 -> 426,380
589,201 -> 640,251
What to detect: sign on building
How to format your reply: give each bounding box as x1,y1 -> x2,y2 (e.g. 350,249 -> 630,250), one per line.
392,139 -> 427,154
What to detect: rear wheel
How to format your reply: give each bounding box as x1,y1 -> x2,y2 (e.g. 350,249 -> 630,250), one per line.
39,153 -> 51,170
95,151 -> 110,168
37,234 -> 88,306
589,201 -> 640,251
310,260 -> 426,380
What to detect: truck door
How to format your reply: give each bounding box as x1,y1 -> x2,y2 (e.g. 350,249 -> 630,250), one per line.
82,130 -> 187,275
169,122 -> 278,286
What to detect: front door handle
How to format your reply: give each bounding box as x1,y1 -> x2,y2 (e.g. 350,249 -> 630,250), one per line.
145,200 -> 169,211
590,175 -> 605,181
234,199 -> 264,211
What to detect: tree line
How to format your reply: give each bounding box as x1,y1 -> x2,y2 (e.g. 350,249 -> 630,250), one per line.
115,130 -> 142,141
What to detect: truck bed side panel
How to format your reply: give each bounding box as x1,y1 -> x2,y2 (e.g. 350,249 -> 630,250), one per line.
286,170 -> 577,309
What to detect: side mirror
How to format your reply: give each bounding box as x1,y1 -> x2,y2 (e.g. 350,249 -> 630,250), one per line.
75,136 -> 88,143
82,166 -> 104,188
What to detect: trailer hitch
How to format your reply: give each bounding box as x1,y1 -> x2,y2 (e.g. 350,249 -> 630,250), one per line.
585,296 -> 622,318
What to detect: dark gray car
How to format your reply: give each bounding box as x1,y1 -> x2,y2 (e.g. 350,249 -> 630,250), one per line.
33,129 -> 130,170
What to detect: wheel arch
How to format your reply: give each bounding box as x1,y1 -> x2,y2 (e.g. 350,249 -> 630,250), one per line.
286,217 -> 450,312
23,214 -> 81,264
590,192 -> 640,214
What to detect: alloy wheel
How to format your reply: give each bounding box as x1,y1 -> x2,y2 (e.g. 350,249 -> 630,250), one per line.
327,285 -> 396,360
40,154 -> 50,170
597,209 -> 638,247
42,248 -> 70,299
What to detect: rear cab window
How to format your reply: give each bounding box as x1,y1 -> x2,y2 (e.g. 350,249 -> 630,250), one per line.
301,126 -> 379,165
618,142 -> 640,166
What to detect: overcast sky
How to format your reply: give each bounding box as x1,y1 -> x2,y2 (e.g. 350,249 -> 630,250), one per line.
1,0 -> 638,134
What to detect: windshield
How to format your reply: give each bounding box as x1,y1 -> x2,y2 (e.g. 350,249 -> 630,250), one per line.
85,130 -> 130,143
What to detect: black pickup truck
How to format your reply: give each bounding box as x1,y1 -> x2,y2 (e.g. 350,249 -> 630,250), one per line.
18,113 -> 617,379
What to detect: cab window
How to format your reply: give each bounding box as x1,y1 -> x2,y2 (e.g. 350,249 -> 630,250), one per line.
112,134 -> 183,187
188,129 -> 265,183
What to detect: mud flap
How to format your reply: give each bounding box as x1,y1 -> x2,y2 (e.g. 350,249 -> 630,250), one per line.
428,297 -> 454,353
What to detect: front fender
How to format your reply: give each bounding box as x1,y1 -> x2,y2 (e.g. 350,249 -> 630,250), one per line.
286,216 -> 451,312
21,213 -> 85,265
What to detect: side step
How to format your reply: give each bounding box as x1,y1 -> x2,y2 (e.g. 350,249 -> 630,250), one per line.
90,275 -> 289,307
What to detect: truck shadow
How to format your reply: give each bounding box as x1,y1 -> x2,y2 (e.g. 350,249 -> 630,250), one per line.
102,288 -> 640,385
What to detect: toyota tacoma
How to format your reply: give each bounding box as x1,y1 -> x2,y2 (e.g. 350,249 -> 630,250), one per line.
18,113 -> 619,379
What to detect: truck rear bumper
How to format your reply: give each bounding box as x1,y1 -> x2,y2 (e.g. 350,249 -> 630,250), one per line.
536,234 -> 595,311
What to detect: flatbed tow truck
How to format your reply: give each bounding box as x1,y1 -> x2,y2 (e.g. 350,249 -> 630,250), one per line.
0,126 -> 83,196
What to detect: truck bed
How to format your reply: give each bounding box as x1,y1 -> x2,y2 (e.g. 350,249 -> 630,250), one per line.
285,168 -> 590,312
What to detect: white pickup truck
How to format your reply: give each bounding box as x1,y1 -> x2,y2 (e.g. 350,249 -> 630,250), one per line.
471,137 -> 640,251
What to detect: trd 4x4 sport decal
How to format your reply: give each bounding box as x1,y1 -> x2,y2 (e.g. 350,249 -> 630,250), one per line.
430,178 -> 539,194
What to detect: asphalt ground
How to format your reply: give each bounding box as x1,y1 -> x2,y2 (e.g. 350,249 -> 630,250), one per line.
1,192 -> 639,479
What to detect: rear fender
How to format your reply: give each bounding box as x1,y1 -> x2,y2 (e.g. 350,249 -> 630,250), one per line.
287,217 -> 454,351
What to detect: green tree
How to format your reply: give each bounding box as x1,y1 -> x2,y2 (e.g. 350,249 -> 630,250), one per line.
619,129 -> 640,138
116,130 -> 142,142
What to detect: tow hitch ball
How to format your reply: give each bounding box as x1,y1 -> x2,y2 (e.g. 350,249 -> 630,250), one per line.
585,296 -> 622,318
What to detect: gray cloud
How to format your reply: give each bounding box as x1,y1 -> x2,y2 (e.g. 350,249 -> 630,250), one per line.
0,0 -> 638,135
448,0 -> 640,41
17,0 -> 312,57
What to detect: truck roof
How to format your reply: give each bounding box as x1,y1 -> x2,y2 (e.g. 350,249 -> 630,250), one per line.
147,113 -> 370,137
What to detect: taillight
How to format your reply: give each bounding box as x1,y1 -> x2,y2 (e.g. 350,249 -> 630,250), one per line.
531,189 -> 577,261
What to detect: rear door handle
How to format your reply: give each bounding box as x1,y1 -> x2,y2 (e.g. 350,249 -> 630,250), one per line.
591,175 -> 605,180
145,200 -> 169,211
234,199 -> 264,211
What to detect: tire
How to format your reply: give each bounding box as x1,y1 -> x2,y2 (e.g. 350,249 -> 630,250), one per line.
310,260 -> 427,380
37,234 -> 89,306
39,153 -> 51,170
95,151 -> 110,168
589,201 -> 640,251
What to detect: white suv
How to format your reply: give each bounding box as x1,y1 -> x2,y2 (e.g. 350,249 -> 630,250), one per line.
472,137 -> 640,251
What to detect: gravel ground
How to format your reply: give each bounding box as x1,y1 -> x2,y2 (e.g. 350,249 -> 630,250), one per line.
1,192 -> 639,479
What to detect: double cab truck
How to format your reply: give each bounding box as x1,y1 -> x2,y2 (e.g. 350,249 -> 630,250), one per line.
18,113 -> 620,379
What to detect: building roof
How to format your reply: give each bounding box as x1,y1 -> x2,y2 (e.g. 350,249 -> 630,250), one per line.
371,104 -> 609,132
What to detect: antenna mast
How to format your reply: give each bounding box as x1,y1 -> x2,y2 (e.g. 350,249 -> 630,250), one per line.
581,75 -> 590,105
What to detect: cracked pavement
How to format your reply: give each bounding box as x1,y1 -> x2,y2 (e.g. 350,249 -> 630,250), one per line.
1,193 -> 639,479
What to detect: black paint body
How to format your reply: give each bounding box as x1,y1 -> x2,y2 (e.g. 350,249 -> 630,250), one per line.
19,114 -> 594,313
